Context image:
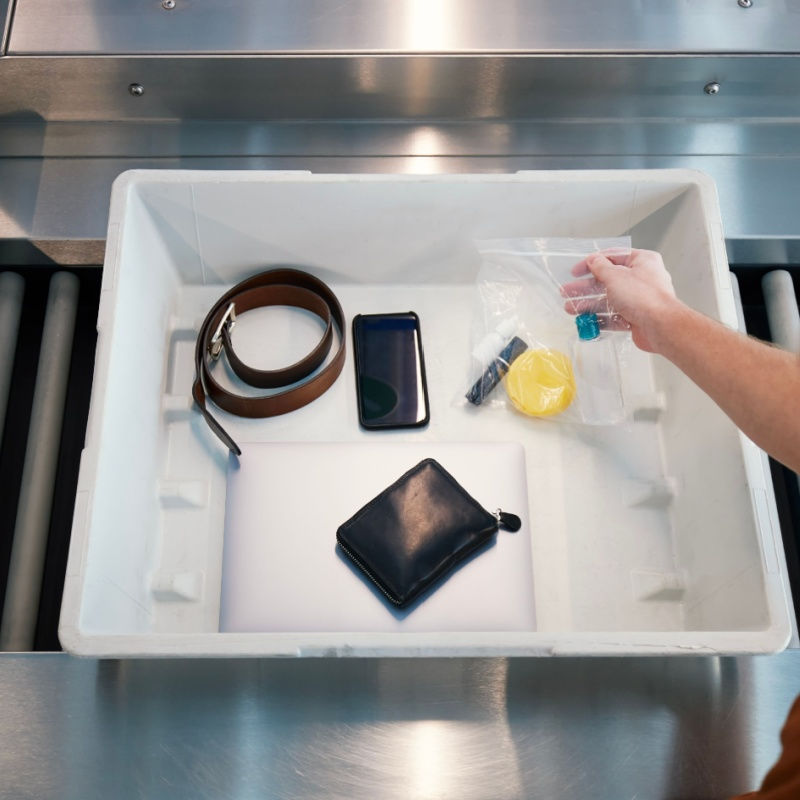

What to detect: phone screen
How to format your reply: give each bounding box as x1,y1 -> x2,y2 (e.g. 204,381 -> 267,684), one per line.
352,313 -> 429,429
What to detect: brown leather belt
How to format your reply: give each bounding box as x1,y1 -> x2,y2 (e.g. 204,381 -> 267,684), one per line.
192,268 -> 346,456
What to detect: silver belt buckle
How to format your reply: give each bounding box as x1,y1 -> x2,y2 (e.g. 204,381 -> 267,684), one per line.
208,302 -> 237,359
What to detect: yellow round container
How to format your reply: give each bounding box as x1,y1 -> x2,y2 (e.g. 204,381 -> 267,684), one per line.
504,348 -> 576,417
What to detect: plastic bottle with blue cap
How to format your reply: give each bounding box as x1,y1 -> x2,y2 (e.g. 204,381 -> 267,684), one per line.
572,311 -> 625,424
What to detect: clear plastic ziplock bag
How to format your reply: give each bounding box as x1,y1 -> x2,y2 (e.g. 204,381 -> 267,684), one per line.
464,237 -> 632,425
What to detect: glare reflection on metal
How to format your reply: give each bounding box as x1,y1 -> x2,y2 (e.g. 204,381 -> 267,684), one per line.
408,720 -> 451,798
403,127 -> 447,174
404,0 -> 458,51
400,719 -> 523,800
355,58 -> 380,94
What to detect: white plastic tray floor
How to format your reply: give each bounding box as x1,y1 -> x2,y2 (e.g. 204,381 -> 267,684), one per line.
221,441 -> 535,633
173,283 -> 675,635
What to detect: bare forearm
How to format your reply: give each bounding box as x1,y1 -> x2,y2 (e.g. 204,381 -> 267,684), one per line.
650,300 -> 800,473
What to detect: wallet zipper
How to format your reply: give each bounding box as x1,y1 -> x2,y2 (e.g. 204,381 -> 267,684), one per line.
336,536 -> 404,606
493,509 -> 522,532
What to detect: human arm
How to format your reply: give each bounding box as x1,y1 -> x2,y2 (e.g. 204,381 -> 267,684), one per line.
574,250 -> 800,474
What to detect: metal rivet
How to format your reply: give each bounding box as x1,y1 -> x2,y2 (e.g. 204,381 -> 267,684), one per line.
738,0 -> 752,7
128,83 -> 144,97
704,82 -> 720,95
162,0 -> 176,8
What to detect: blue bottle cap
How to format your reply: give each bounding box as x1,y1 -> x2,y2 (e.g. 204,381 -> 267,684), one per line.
576,312 -> 600,341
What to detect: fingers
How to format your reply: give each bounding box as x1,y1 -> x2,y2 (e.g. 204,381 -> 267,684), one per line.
561,299 -> 631,331
562,292 -> 613,316
570,258 -> 592,277
570,248 -> 636,277
585,253 -> 616,281
563,297 -> 600,315
604,313 -> 632,332
561,276 -> 605,298
602,247 -> 635,266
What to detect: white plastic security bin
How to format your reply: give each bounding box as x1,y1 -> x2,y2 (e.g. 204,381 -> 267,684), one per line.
60,169 -> 792,657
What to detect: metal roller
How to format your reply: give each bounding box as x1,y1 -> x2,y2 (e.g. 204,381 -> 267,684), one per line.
0,272 -> 24,441
762,270 -> 800,354
0,272 -> 79,651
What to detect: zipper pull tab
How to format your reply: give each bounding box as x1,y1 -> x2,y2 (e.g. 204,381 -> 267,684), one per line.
493,509 -> 521,532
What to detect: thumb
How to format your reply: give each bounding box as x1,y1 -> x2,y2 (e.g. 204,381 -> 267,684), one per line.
586,253 -> 615,283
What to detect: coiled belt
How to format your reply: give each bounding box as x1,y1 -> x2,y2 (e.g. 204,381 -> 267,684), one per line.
192,268 -> 346,455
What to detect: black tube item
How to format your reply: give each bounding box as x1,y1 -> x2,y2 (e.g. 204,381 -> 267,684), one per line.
466,336 -> 528,406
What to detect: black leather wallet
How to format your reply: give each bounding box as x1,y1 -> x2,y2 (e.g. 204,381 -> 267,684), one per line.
336,458 -> 521,609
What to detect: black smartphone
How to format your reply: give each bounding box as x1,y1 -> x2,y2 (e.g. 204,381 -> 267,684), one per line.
352,312 -> 430,430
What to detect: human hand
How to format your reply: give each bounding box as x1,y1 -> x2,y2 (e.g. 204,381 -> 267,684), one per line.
562,248 -> 679,353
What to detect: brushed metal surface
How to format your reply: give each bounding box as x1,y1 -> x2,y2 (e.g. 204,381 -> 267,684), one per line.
729,240 -> 800,267
2,54 -> 800,121
2,152 -> 800,264
4,119 -> 800,159
0,654 -> 798,799
8,0 -> 800,55
0,52 -> 797,263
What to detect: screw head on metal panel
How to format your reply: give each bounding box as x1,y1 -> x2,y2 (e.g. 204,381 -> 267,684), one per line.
162,0 -> 176,8
128,83 -> 145,97
704,82 -> 720,95
738,0 -> 752,8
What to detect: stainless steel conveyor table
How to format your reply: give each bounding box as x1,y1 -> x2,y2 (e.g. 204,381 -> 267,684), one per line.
1,653 -> 800,798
